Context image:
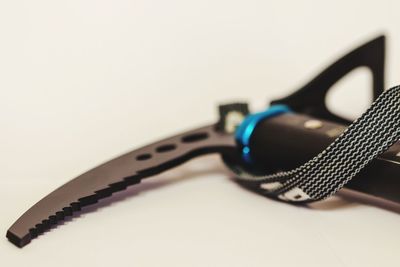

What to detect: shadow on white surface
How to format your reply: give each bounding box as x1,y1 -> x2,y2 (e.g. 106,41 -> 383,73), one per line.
308,196 -> 359,211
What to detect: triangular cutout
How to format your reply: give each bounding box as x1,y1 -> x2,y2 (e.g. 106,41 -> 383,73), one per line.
271,35 -> 385,125
325,66 -> 372,121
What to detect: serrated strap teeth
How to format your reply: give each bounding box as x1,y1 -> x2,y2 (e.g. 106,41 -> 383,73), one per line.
18,178 -> 161,246
56,211 -> 66,220
62,207 -> 72,216
48,216 -> 57,225
124,176 -> 141,185
78,195 -> 98,206
42,220 -> 52,231
29,228 -> 38,238
70,202 -> 81,212
6,124 -> 231,248
109,181 -> 128,191
35,224 -> 44,234
95,188 -> 113,198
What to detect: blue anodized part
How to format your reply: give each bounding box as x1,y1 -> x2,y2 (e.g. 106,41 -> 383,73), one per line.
235,104 -> 291,163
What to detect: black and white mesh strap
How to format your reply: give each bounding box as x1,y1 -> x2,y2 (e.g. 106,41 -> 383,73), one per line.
227,86 -> 400,203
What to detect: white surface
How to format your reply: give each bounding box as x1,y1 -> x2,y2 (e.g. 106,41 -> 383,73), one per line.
2,1 -> 400,266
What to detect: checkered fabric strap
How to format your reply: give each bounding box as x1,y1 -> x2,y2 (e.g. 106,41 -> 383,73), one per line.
226,86 -> 400,203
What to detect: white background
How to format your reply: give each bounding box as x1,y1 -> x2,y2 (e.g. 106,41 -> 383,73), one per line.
1,0 -> 400,266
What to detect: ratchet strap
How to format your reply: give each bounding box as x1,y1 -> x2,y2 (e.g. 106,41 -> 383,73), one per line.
226,86 -> 400,203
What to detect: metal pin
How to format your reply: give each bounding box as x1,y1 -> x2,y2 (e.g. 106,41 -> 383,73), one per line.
304,119 -> 323,129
